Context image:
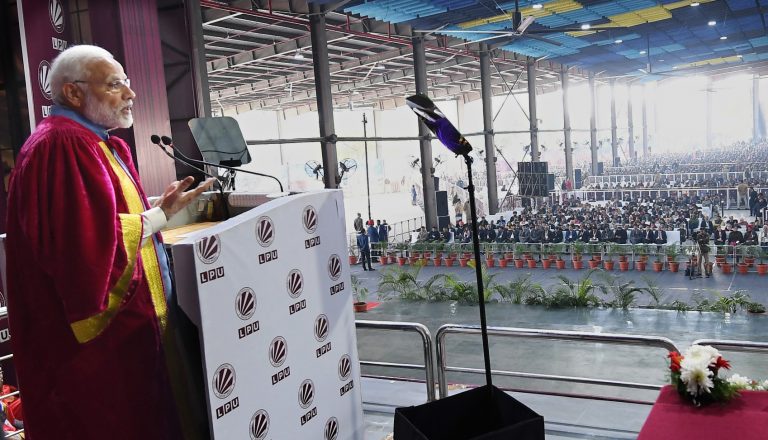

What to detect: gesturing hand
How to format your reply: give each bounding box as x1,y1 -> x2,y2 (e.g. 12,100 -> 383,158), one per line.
158,176 -> 216,220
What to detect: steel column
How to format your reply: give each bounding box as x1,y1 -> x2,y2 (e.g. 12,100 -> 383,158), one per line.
480,44 -> 498,214
309,4 -> 339,189
589,72 -> 598,175
610,80 -> 618,167
627,86 -> 635,160
561,66 -> 573,183
413,36 -> 437,228
642,85 -> 649,157
706,77 -> 713,150
754,74 -> 761,141
527,57 -> 540,161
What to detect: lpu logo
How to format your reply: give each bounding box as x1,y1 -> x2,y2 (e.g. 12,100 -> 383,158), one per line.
328,254 -> 345,295
269,336 -> 290,386
314,314 -> 331,358
325,417 -> 339,440
197,235 -> 225,284
249,409 -> 269,440
235,288 -> 260,340
338,354 -> 354,397
256,216 -> 278,264
212,363 -> 239,419
298,379 -> 318,426
303,205 -> 321,249
287,270 -> 306,315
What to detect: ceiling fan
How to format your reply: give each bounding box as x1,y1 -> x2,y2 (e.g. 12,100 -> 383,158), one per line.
414,0 -> 626,47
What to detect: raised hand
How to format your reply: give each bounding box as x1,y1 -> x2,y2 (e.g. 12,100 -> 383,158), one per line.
158,176 -> 216,219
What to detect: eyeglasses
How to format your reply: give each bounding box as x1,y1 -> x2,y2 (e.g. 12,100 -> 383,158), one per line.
73,78 -> 131,93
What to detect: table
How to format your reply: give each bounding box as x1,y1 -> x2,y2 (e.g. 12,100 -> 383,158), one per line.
638,385 -> 768,440
161,222 -> 220,245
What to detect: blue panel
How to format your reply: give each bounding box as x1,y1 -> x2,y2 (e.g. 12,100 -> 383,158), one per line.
750,36 -> 768,48
725,0 -> 754,11
536,15 -> 574,27
543,33 -> 592,49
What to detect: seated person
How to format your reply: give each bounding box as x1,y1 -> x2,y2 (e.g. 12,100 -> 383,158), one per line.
728,227 -> 744,246
416,226 -> 429,242
743,226 -> 758,246
427,226 -> 441,242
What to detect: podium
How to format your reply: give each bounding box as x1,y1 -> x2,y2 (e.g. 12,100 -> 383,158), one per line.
171,190 -> 364,439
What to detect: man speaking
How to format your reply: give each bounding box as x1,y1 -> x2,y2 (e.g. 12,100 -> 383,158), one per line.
6,45 -> 212,438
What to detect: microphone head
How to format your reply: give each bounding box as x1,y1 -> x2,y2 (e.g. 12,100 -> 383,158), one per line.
160,136 -> 173,146
150,134 -> 161,145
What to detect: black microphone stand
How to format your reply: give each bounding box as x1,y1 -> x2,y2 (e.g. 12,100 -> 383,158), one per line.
462,153 -> 493,388
151,136 -> 230,220
161,137 -> 284,193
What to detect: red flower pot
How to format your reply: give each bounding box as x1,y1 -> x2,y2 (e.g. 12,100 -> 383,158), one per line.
636,261 -> 647,271
619,261 -> 630,271
514,259 -> 525,269
603,260 -> 614,271
588,259 -> 600,269
527,259 -> 537,268
669,262 -> 680,273
349,255 -> 357,264
459,258 -> 469,267
757,263 -> 768,275
572,259 -> 584,269
542,259 -> 552,269
499,258 -> 508,268
556,259 -> 566,269
737,263 -> 750,274
433,257 -> 443,267
486,258 -> 495,268
353,302 -> 368,313
380,256 -> 388,265
653,261 -> 664,272
721,263 -> 732,274
444,258 -> 455,267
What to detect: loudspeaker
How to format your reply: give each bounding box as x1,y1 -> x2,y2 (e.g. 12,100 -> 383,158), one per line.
517,162 -> 533,173
434,176 -> 440,191
521,197 -> 531,208
438,215 -> 451,230
532,162 -> 548,174
574,169 -> 582,189
597,162 -> 604,176
436,191 -> 449,216
613,157 -> 621,167
547,174 -> 555,191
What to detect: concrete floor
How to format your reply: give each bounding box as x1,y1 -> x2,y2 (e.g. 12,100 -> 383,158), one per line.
355,258 -> 768,439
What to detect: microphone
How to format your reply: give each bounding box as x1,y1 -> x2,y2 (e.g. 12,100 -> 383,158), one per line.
150,135 -> 230,219
150,135 -> 222,183
160,136 -> 284,193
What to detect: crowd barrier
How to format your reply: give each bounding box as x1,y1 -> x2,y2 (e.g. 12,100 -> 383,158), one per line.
586,171 -> 767,186
552,186 -> 765,210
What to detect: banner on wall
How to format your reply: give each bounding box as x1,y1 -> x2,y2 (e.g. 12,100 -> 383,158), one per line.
17,0 -> 72,128
172,190 -> 364,440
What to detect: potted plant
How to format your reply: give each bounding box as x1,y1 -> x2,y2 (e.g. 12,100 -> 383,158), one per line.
378,242 -> 389,266
514,243 -> 526,269
652,248 -> 664,272
409,243 -> 423,265
715,245 -> 727,267
618,244 -> 630,271
589,243 -> 602,263
572,241 -> 585,269
666,244 -> 679,272
348,242 -> 358,265
634,244 -> 648,271
743,245 -> 756,267
541,244 -> 552,269
484,243 -> 496,268
433,243 -> 445,267
757,248 -> 768,275
459,244 -> 471,267
351,274 -> 369,313
444,244 -> 456,267
396,243 -> 408,266
526,244 -> 538,268
552,244 -> 566,269
603,244 -> 616,271
747,302 -> 766,314
503,243 -> 514,261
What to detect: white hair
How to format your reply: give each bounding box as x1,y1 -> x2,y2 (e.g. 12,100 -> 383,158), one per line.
50,45 -> 114,105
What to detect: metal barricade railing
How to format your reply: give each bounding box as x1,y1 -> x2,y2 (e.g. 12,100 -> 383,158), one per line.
355,320 -> 436,402
692,339 -> 768,354
435,324 -> 679,402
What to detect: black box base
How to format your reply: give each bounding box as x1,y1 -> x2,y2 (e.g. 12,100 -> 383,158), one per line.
394,384 -> 544,440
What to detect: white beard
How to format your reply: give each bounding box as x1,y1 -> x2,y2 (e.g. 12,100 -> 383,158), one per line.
83,93 -> 133,129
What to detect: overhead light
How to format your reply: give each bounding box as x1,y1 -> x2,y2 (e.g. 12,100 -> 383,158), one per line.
532,3 -> 543,9
708,20 -> 716,26
639,50 -> 647,54
658,59 -> 665,62
614,39 -> 623,44
737,54 -> 743,58
672,66 -> 678,69
691,2 -> 700,6
294,50 -> 304,60
720,35 -> 728,40
580,23 -> 591,30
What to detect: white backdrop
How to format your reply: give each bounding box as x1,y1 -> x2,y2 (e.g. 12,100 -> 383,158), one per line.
172,190 -> 363,439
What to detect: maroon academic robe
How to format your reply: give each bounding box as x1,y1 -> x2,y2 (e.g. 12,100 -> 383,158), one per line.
6,116 -> 185,439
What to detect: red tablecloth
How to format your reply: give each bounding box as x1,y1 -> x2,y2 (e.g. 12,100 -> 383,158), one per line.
638,385 -> 768,440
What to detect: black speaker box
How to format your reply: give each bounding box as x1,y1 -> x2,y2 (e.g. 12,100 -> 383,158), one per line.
436,191 -> 449,216
438,215 -> 451,230
547,173 -> 555,192
574,169 -> 582,189
597,162 -> 604,176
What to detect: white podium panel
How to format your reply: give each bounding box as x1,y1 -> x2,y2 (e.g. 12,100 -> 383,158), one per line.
172,190 -> 363,440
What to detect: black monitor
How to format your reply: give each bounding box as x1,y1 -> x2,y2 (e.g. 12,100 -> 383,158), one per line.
188,117 -> 252,167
